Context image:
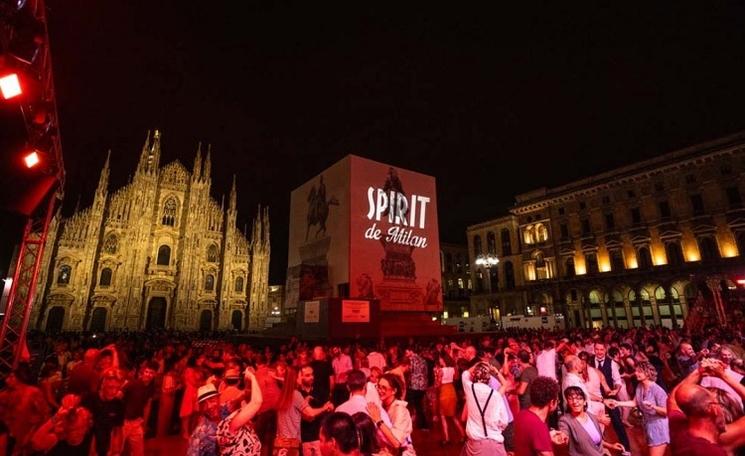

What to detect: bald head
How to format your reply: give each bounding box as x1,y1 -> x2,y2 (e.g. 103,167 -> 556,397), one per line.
564,355 -> 581,373
676,383 -> 713,418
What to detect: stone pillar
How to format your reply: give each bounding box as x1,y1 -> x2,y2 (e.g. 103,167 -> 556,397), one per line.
706,277 -> 726,325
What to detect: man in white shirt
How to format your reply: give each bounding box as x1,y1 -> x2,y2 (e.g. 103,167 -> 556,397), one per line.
335,369 -> 392,442
536,340 -> 557,380
462,363 -> 509,456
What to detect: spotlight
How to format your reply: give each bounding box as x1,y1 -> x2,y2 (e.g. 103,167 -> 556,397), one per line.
24,150 -> 40,168
0,73 -> 22,100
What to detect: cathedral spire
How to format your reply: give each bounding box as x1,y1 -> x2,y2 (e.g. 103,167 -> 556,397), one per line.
203,144 -> 212,181
150,129 -> 162,172
96,150 -> 110,196
229,174 -> 237,212
193,142 -> 202,181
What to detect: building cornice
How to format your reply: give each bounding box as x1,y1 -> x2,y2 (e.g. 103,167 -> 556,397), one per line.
512,132 -> 745,215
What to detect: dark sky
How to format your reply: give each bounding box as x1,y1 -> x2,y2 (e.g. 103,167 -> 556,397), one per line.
40,1 -> 745,283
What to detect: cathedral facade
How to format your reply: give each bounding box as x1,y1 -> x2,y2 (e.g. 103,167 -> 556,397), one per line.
31,130 -> 271,332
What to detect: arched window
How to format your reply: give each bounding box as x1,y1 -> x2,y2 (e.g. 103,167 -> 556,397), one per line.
99,268 -> 113,286
103,234 -> 118,254
205,274 -> 215,291
473,235 -> 482,257
654,286 -> 666,300
156,245 -> 171,266
637,247 -> 653,269
565,257 -> 575,278
610,250 -> 625,271
535,223 -> 548,243
523,225 -> 535,244
640,289 -> 652,326
489,267 -> 498,291
487,232 -> 497,254
235,276 -> 244,293
207,244 -> 219,263
665,241 -> 684,266
162,197 -> 178,226
698,237 -> 720,261
504,261 -> 515,290
501,229 -> 512,256
57,265 -> 71,285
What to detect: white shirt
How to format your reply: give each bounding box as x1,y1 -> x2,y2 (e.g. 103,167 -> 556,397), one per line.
595,357 -> 623,388
336,394 -> 392,427
365,381 -> 382,407
440,366 -> 455,384
332,354 -> 353,383
462,370 -> 509,442
536,348 -> 557,380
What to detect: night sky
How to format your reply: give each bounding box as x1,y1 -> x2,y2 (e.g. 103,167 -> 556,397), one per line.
29,1 -> 745,282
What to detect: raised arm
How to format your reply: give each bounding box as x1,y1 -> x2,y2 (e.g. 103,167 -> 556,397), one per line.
229,370 -> 263,433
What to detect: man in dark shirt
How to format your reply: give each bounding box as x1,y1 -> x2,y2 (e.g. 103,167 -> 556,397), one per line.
85,368 -> 125,456
310,346 -> 333,402
299,364 -> 328,456
121,361 -> 157,456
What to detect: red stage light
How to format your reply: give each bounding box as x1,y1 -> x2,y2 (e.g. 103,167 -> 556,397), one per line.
0,73 -> 22,100
24,150 -> 40,168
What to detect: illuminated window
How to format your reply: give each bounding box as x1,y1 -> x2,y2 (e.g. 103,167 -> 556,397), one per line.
535,223 -> 548,243
207,244 -> 218,263
57,265 -> 71,285
457,278 -> 464,289
162,197 -> 178,226
523,226 -> 535,244
156,245 -> 171,266
99,268 -> 113,286
235,276 -> 244,293
205,274 -> 215,291
103,234 -> 118,254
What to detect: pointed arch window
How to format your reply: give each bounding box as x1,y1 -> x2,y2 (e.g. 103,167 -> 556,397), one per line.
57,265 -> 71,285
207,244 -> 219,263
205,274 -> 215,291
235,276 -> 244,293
162,197 -> 178,226
103,234 -> 118,254
100,268 -> 113,286
156,245 -> 171,266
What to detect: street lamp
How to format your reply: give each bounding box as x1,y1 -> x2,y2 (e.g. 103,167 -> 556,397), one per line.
475,253 -> 499,268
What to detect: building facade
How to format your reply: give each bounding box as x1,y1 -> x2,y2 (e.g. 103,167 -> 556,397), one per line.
469,132 -> 745,329
440,242 -> 472,317
466,215 -> 528,320
32,131 -> 271,332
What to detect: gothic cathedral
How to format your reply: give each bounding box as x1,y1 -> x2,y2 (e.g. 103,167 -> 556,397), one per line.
31,130 -> 271,332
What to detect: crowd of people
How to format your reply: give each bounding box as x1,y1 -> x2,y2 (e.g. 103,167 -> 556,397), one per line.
1,323 -> 745,455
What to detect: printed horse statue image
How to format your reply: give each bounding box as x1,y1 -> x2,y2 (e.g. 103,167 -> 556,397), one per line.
306,175 -> 339,240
